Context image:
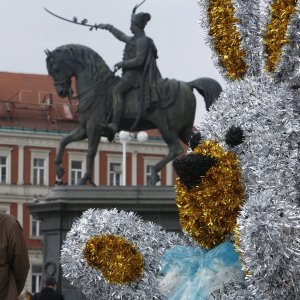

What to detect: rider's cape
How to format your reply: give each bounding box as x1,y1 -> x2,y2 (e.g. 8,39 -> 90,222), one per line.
140,38 -> 179,111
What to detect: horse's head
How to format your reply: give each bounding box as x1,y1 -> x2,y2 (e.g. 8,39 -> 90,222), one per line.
45,44 -> 115,101
45,48 -> 74,99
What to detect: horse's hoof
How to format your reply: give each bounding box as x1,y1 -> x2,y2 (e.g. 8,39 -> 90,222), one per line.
107,132 -> 115,142
55,180 -> 66,185
150,172 -> 160,185
87,179 -> 96,187
78,178 -> 86,185
56,166 -> 65,179
100,124 -> 116,142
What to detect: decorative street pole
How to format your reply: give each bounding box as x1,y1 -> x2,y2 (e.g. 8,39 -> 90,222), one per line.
119,131 -> 130,186
119,131 -> 148,186
137,131 -> 148,143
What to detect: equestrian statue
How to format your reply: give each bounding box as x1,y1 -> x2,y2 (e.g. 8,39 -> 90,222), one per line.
45,2 -> 222,185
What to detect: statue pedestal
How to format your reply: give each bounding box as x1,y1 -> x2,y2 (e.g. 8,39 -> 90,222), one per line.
29,186 -> 180,299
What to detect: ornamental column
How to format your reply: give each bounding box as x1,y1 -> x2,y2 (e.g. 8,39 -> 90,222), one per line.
17,145 -> 24,185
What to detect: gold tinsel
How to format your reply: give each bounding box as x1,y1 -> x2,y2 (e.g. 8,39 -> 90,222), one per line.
264,0 -> 298,72
83,235 -> 144,284
175,141 -> 245,249
233,225 -> 250,276
208,0 -> 247,80
233,224 -> 242,256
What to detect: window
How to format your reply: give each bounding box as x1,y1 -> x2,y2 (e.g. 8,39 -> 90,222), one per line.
0,156 -> 7,183
0,205 -> 10,214
68,153 -> 86,185
145,164 -> 154,186
31,265 -> 42,294
30,215 -> 41,238
109,162 -> 122,186
30,150 -> 49,186
0,148 -> 12,184
71,160 -> 83,185
144,159 -> 161,186
33,158 -> 45,185
107,154 -> 122,186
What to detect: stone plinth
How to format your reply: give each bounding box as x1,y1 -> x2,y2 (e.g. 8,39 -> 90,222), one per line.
29,186 -> 179,299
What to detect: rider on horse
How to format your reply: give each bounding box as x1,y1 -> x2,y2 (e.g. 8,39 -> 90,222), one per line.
98,8 -> 162,134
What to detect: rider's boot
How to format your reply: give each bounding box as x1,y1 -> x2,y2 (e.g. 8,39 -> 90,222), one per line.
107,122 -> 119,134
107,95 -> 122,134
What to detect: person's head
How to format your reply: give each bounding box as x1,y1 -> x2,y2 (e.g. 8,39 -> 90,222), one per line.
130,12 -> 151,33
45,277 -> 57,289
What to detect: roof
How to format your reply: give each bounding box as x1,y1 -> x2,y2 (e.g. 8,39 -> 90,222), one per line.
0,72 -> 162,138
0,71 -> 77,132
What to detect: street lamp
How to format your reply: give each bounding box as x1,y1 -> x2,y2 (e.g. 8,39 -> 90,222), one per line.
119,131 -> 130,186
137,131 -> 148,143
119,130 -> 148,186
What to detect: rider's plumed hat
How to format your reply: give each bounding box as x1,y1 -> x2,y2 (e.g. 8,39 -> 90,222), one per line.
131,12 -> 151,29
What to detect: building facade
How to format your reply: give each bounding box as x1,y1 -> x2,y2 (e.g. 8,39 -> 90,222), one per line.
0,72 -> 178,295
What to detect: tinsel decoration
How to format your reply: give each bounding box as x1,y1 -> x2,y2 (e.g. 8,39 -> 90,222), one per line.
194,76 -> 300,298
83,235 -> 144,284
61,209 -> 187,299
189,131 -> 202,150
260,0 -> 300,83
263,0 -> 298,73
269,1 -> 300,82
232,0 -> 261,78
225,126 -> 245,147
189,0 -> 300,298
236,190 -> 300,299
173,153 -> 216,189
207,0 -> 247,80
175,140 -> 245,249
199,0 -> 262,80
208,280 -> 248,300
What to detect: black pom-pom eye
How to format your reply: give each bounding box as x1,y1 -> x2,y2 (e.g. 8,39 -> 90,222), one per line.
189,132 -> 202,150
225,126 -> 245,147
173,153 -> 217,190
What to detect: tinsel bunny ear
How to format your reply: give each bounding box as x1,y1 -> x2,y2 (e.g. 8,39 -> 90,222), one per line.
198,0 -> 261,80
262,0 -> 300,83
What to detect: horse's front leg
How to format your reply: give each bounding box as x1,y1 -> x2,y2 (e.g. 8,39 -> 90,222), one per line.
55,126 -> 87,182
78,128 -> 101,186
150,129 -> 183,185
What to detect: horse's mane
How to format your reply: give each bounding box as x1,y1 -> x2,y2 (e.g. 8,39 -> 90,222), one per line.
49,44 -> 113,81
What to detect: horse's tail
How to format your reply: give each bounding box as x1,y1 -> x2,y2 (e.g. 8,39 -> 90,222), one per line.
187,78 -> 222,110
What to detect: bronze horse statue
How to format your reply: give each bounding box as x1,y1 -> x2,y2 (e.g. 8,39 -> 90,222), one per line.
45,44 -> 222,185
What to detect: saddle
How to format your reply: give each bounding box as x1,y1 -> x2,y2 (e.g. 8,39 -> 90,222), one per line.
123,78 -> 179,118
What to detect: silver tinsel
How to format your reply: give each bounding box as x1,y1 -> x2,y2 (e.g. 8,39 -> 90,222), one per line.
198,0 -> 300,83
198,74 -> 300,299
198,0 -> 261,80
196,0 -> 300,298
208,281 -> 250,300
61,209 -> 187,300
260,0 -> 300,83
232,0 -> 261,77
238,190 -> 300,299
197,0 -> 229,81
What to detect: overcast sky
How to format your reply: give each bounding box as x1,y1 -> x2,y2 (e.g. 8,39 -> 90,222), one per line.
0,0 -> 224,125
